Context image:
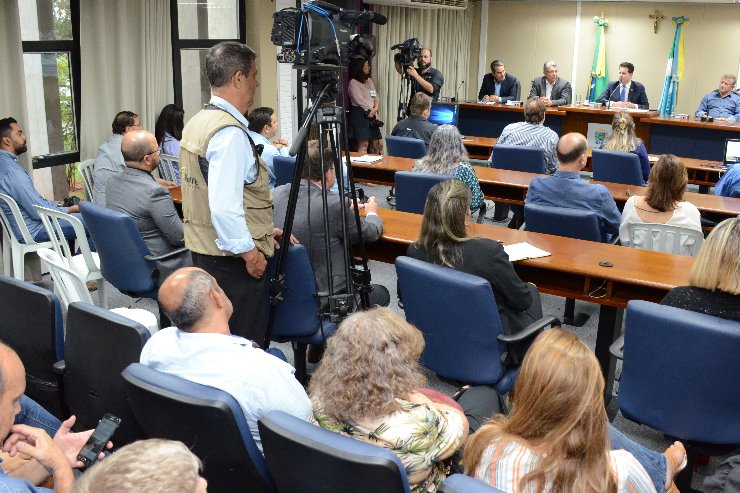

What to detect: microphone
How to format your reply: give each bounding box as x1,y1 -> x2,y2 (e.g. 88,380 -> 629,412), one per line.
454,80 -> 464,102
605,83 -> 621,108
340,10 -> 387,26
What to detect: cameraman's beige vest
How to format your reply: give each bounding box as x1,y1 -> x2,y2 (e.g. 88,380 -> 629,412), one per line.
179,106 -> 274,258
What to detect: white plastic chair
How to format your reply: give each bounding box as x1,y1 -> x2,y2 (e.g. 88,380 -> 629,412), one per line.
158,154 -> 180,184
0,192 -> 54,280
78,159 -> 95,202
34,205 -> 107,308
626,222 -> 704,257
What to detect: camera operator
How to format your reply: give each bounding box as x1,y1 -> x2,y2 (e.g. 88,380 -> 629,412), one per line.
395,47 -> 444,102
348,58 -> 382,155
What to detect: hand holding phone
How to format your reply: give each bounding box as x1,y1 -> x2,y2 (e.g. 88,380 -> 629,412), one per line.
76,414 -> 120,467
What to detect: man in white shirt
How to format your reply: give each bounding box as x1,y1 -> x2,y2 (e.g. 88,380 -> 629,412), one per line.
246,107 -> 290,189
528,61 -> 572,107
140,267 -> 312,452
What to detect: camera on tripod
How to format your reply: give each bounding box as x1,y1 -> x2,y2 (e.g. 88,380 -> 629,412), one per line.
391,38 -> 422,74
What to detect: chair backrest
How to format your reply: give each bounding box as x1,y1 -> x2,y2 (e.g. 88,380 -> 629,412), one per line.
395,171 -> 451,215
78,159 -> 95,202
591,149 -> 643,186
158,154 -> 180,184
396,256 -> 511,385
63,302 -> 150,446
626,222 -> 704,257
122,363 -> 274,493
0,275 -> 66,418
34,206 -> 98,273
0,192 -> 38,245
259,411 -> 411,493
490,145 -> 546,174
79,201 -> 158,298
273,155 -> 296,188
439,474 -> 506,493
37,248 -> 94,308
385,135 -> 427,159
620,300 -> 740,445
524,203 -> 602,242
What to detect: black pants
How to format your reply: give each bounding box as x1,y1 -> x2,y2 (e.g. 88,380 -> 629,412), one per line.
191,252 -> 267,343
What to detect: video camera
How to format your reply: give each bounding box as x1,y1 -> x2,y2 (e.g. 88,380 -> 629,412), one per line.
392,38 -> 422,73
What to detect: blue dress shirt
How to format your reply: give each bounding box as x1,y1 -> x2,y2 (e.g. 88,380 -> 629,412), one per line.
715,164 -> 740,197
695,90 -> 740,122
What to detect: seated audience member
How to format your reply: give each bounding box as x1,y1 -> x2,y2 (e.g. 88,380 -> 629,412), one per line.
310,307 -> 470,493
413,125 -> 484,213
72,439 -> 206,493
105,130 -> 191,284
602,111 -> 651,183
494,98 -> 559,174
391,92 -> 438,147
528,60 -> 572,107
0,343 -> 108,493
247,107 -> 290,189
407,180 -> 544,339
272,140 -> 390,307
464,328 -> 687,493
154,104 -> 184,157
479,60 -> 520,103
347,58 -> 382,155
526,133 -> 621,242
714,163 -> 740,198
695,74 -> 740,122
619,154 -> 702,255
0,117 -> 84,243
660,217 -> 740,322
140,267 -> 311,452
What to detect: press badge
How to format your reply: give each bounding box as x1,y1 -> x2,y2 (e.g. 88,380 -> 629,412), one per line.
369,89 -> 377,98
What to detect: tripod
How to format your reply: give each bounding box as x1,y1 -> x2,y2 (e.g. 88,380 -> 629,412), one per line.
396,73 -> 414,122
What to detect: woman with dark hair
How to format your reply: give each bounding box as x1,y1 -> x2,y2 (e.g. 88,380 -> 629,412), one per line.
407,179 -> 542,337
154,104 -> 185,157
602,111 -> 650,182
619,154 -> 702,255
347,58 -> 381,154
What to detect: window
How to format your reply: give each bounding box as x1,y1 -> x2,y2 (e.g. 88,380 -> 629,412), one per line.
19,0 -> 81,169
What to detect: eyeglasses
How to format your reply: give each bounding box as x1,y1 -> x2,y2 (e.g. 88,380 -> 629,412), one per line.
145,147 -> 161,158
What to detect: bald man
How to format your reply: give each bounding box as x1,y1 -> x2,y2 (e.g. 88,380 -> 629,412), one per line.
105,130 -> 191,285
140,267 -> 311,452
525,133 -> 621,242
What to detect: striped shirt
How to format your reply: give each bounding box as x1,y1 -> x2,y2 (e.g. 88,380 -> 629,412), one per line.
495,122 -> 559,174
474,440 -> 657,493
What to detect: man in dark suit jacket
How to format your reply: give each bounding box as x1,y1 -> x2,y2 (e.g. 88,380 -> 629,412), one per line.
528,61 -> 572,107
479,60 -> 520,103
105,130 -> 191,284
597,62 -> 649,109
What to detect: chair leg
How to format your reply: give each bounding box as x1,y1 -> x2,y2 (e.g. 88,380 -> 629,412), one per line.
2,237 -> 10,276
96,279 -> 108,309
293,343 -> 308,386
12,249 -> 24,281
563,298 -> 590,327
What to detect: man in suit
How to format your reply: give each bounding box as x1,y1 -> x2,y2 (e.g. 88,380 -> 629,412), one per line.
479,60 -> 520,103
597,62 -> 649,110
528,61 -> 572,107
105,129 -> 191,285
272,140 -> 390,308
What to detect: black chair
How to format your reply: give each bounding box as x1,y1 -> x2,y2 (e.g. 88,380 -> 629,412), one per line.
0,275 -> 67,419
123,363 -> 275,493
55,302 -> 150,445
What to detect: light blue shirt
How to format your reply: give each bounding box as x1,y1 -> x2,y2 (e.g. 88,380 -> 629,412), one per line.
161,132 -> 180,158
140,327 -> 312,452
715,164 -> 740,197
494,81 -> 502,97
205,96 -> 259,254
0,150 -> 69,241
247,130 -> 289,189
695,90 -> 740,122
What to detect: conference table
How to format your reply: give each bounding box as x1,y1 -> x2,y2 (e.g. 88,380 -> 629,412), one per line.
455,102 -> 566,138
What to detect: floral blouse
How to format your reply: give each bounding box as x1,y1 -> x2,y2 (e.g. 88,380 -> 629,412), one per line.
312,398 -> 466,493
453,163 -> 485,211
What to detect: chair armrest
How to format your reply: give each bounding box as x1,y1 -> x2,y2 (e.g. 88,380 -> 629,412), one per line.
144,247 -> 189,262
52,360 -> 66,375
497,316 -> 560,344
609,334 -> 625,360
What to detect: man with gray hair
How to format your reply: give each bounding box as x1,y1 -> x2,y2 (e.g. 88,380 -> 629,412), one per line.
390,92 -> 438,147
528,61 -> 572,107
140,267 -> 311,452
695,74 -> 740,122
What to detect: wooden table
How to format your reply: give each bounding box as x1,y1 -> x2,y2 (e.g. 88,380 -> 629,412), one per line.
560,105 -> 658,145
456,102 -> 565,138
369,208 -> 693,398
462,136 -> 496,160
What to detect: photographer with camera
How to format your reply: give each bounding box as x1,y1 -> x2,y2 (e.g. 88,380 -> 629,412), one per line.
395,44 -> 444,103
348,58 -> 382,155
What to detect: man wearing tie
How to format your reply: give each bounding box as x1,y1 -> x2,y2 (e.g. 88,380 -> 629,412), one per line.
597,62 -> 649,110
479,60 -> 520,103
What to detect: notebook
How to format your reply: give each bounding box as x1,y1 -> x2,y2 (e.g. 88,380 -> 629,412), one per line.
503,243 -> 551,262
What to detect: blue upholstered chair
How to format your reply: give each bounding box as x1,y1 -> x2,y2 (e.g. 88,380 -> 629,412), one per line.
258,410 -> 411,493
385,135 -> 427,159
615,300 -> 740,492
265,244 -> 337,384
591,149 -> 643,186
123,363 -> 275,493
439,475 -> 506,493
394,171 -> 451,215
0,275 -> 66,419
273,155 -> 296,188
396,256 -> 558,392
489,144 -> 546,174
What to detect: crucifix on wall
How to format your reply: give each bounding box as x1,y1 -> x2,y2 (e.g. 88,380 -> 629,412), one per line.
649,9 -> 664,34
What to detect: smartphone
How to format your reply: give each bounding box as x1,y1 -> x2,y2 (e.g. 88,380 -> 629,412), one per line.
76,414 -> 121,467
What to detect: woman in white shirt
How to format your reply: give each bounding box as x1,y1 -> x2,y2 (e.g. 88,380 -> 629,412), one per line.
619,154 -> 702,256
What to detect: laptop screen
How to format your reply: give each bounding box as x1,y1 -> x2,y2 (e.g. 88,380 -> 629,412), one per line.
724,138 -> 740,166
428,103 -> 459,126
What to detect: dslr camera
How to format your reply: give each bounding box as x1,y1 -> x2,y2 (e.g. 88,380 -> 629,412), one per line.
391,38 -> 422,73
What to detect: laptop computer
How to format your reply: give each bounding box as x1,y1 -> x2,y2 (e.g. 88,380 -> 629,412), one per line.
723,138 -> 740,167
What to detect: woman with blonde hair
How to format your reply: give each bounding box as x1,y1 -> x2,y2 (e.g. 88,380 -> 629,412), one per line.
413,125 -> 485,213
603,111 -> 651,182
310,307 -> 469,493
464,328 -> 686,493
619,154 -> 702,255
661,217 -> 740,321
